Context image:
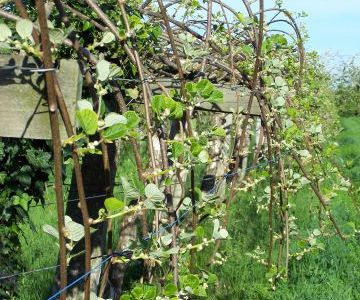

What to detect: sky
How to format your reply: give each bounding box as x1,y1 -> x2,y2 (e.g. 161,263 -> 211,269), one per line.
226,0 -> 360,60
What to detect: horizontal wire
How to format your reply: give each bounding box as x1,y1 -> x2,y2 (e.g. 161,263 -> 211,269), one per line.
0,65 -> 57,72
0,252 -> 112,281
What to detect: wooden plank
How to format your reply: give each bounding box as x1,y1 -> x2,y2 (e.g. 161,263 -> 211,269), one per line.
150,81 -> 261,116
0,55 -> 81,140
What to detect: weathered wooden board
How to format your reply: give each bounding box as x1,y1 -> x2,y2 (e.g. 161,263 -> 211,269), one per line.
0,55 -> 81,140
151,81 -> 261,116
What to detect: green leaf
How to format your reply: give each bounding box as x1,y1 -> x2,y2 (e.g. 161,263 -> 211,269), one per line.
104,197 -> 125,212
124,111 -> 140,129
171,141 -> 184,159
76,109 -> 98,135
185,82 -> 197,97
198,150 -> 209,163
104,113 -> 127,128
196,79 -> 215,98
103,123 -> 128,140
241,44 -> 253,56
143,285 -> 156,299
16,19 -> 33,39
313,229 -> 321,236
190,142 -> 202,156
212,127 -> 226,137
0,24 -> 12,42
120,294 -> 131,300
101,31 -> 115,44
132,286 -> 143,298
49,28 -> 65,44
126,88 -> 139,100
145,183 -> 165,203
207,89 -> 224,103
12,195 -> 29,211
207,273 -> 218,284
151,95 -> 183,120
160,233 -> 173,246
65,216 -> 84,242
77,100 -> 93,111
121,176 -> 140,201
195,226 -> 205,238
96,59 -> 111,81
299,149 -> 311,158
274,76 -> 285,87
0,171 -> 6,184
163,283 -> 177,297
272,96 -> 286,107
170,102 -> 184,119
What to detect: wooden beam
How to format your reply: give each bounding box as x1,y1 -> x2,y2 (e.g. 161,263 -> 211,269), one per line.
150,81 -> 261,116
0,54 -> 81,140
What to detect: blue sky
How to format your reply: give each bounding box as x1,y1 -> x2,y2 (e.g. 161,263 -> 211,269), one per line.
226,0 -> 360,58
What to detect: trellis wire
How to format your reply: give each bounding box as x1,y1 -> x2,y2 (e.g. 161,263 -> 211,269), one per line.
46,255 -> 113,300
0,65 -> 56,72
0,66 -> 251,91
28,154 -> 266,209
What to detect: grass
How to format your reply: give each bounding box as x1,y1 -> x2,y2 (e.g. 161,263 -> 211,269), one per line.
17,117 -> 360,299
17,188 -> 60,300
203,116 -> 360,299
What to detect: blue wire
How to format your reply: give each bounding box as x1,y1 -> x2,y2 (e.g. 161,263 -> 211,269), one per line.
47,255 -> 112,300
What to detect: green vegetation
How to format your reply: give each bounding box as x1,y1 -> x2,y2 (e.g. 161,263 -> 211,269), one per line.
1,1 -> 359,299
16,117 -> 360,299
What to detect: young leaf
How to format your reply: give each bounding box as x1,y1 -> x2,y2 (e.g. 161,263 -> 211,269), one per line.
198,150 -> 209,163
185,81 -> 197,97
121,176 -> 140,201
196,79 -> 214,98
126,88 -> 139,100
49,28 -> 65,44
0,24 -> 12,42
104,197 -> 125,212
103,123 -> 128,140
65,216 -> 84,242
124,111 -> 140,128
12,195 -> 29,211
77,100 -> 93,111
163,283 -> 177,297
212,127 -> 226,137
104,113 -> 127,128
76,109 -> 98,135
16,19 -> 33,40
160,233 -> 173,246
207,89 -> 224,103
145,183 -> 165,203
272,96 -> 285,107
274,76 -> 285,87
96,59 -> 111,81
171,141 -> 184,159
101,31 -> 115,44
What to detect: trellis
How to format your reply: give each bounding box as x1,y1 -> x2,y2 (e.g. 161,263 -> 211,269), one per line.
0,0 -> 347,299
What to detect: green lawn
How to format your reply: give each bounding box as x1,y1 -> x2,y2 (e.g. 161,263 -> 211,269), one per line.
17,117 -> 360,299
